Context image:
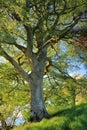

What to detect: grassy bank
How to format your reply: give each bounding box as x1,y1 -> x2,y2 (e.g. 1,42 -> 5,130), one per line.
13,103 -> 87,130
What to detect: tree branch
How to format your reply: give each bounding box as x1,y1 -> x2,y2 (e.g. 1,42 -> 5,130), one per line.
39,15 -> 81,51
0,47 -> 29,82
0,40 -> 26,54
24,25 -> 34,57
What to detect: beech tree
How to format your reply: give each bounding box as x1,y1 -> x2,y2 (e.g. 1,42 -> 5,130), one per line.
0,0 -> 87,121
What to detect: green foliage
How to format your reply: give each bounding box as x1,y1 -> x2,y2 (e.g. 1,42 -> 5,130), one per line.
0,63 -> 29,125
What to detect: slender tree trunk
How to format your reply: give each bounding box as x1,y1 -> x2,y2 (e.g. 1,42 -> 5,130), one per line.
71,87 -> 76,107
29,53 -> 50,121
1,119 -> 7,130
71,94 -> 76,107
0,113 -> 6,130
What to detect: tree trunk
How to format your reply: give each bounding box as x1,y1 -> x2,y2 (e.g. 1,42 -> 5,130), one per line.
0,113 -> 7,130
71,87 -> 76,107
1,119 -> 7,130
29,54 -> 50,122
71,94 -> 76,107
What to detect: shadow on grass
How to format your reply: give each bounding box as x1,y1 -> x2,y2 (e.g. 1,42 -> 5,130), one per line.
51,103 -> 87,117
50,103 -> 87,130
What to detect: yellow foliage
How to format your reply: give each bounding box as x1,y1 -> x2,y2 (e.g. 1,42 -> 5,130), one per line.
6,21 -> 17,31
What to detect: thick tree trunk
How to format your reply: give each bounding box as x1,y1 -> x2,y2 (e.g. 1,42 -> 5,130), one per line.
29,77 -> 49,121
29,55 -> 50,122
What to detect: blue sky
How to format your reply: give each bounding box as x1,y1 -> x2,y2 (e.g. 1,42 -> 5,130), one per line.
69,64 -> 86,76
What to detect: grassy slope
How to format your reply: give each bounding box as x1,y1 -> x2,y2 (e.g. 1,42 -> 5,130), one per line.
13,103 -> 87,130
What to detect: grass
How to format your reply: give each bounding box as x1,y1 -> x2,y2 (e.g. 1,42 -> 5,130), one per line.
13,103 -> 87,130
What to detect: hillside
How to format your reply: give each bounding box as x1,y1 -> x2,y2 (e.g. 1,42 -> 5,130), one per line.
13,103 -> 87,130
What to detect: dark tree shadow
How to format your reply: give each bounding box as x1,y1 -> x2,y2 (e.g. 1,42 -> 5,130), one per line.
50,103 -> 87,130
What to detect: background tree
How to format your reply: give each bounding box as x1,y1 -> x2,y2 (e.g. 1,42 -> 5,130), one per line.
0,0 -> 87,121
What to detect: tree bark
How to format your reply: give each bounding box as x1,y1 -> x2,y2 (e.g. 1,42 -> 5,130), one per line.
29,53 -> 50,122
